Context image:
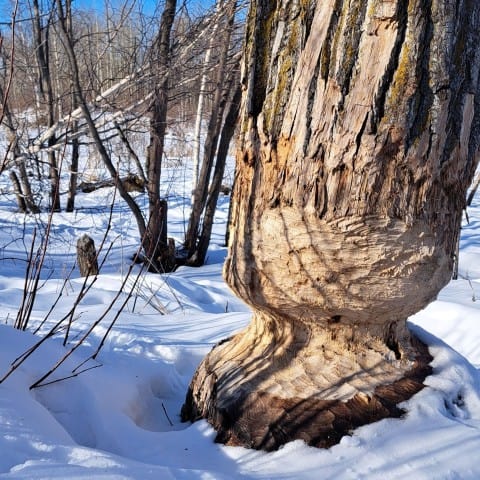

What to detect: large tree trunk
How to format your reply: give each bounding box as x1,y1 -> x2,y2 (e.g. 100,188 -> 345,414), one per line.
182,0 -> 480,450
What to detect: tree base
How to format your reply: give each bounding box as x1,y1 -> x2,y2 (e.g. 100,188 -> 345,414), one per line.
181,313 -> 432,451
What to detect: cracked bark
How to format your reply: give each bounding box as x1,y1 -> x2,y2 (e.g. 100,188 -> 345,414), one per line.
182,0 -> 480,450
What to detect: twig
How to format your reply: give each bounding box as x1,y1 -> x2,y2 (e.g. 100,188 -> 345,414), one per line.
30,243 -> 145,388
14,228 -> 37,329
162,402 -> 174,426
31,363 -> 103,388
33,263 -> 75,334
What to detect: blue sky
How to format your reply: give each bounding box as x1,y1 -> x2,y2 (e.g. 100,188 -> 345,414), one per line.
0,0 -> 216,26
73,0 -> 216,17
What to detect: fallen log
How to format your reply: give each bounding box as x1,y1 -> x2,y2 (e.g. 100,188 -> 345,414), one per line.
78,174 -> 145,193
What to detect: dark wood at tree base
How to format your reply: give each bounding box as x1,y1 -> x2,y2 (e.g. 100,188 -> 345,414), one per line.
182,338 -> 432,451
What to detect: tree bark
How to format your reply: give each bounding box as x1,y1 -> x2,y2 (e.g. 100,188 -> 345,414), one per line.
182,0 -> 480,450
144,0 -> 177,272
76,234 -> 99,277
184,0 -> 237,260
9,170 -> 27,213
32,0 -> 61,212
66,127 -> 79,213
189,81 -> 241,266
467,170 -> 480,207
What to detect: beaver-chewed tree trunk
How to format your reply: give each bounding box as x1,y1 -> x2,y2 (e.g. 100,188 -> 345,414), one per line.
182,0 -> 480,450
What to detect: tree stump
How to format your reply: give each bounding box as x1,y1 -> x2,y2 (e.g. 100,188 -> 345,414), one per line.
76,234 -> 99,277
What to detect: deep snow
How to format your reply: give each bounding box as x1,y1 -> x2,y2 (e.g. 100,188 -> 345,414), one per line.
1,145 -> 480,479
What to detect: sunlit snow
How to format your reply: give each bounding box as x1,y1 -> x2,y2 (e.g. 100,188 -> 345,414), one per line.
1,144 -> 480,479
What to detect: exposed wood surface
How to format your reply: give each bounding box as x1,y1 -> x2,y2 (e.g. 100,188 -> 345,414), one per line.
183,315 -> 432,450
183,0 -> 480,450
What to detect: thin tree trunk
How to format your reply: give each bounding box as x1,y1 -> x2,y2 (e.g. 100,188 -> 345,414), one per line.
52,33 -> 63,119
184,0 -> 237,258
65,0 -> 79,213
16,159 -> 40,214
66,132 -> 79,212
32,0 -> 60,212
144,0 -> 177,272
191,0 -> 222,204
9,170 -> 27,213
189,82 -> 241,266
183,0 -> 480,450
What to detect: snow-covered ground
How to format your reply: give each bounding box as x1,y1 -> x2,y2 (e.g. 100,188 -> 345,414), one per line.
1,146 -> 480,479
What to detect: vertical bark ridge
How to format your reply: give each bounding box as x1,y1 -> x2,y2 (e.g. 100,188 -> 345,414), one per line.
334,0 -> 369,106
244,0 -> 277,118
319,0 -> 344,83
260,0 -> 309,139
370,0 -> 409,134
405,0 -> 433,150
441,0 -> 480,172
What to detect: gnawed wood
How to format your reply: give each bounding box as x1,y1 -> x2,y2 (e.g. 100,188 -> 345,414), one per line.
183,0 -> 480,450
182,311 -> 432,450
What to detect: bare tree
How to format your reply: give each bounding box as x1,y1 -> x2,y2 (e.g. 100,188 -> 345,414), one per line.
64,0 -> 80,213
190,0 -> 223,202
184,0 -> 240,265
31,0 -> 60,211
182,0 -> 480,450
2,0 -> 242,270
143,0 -> 177,272
0,83 -> 40,213
191,80 -> 241,266
54,0 -> 148,237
